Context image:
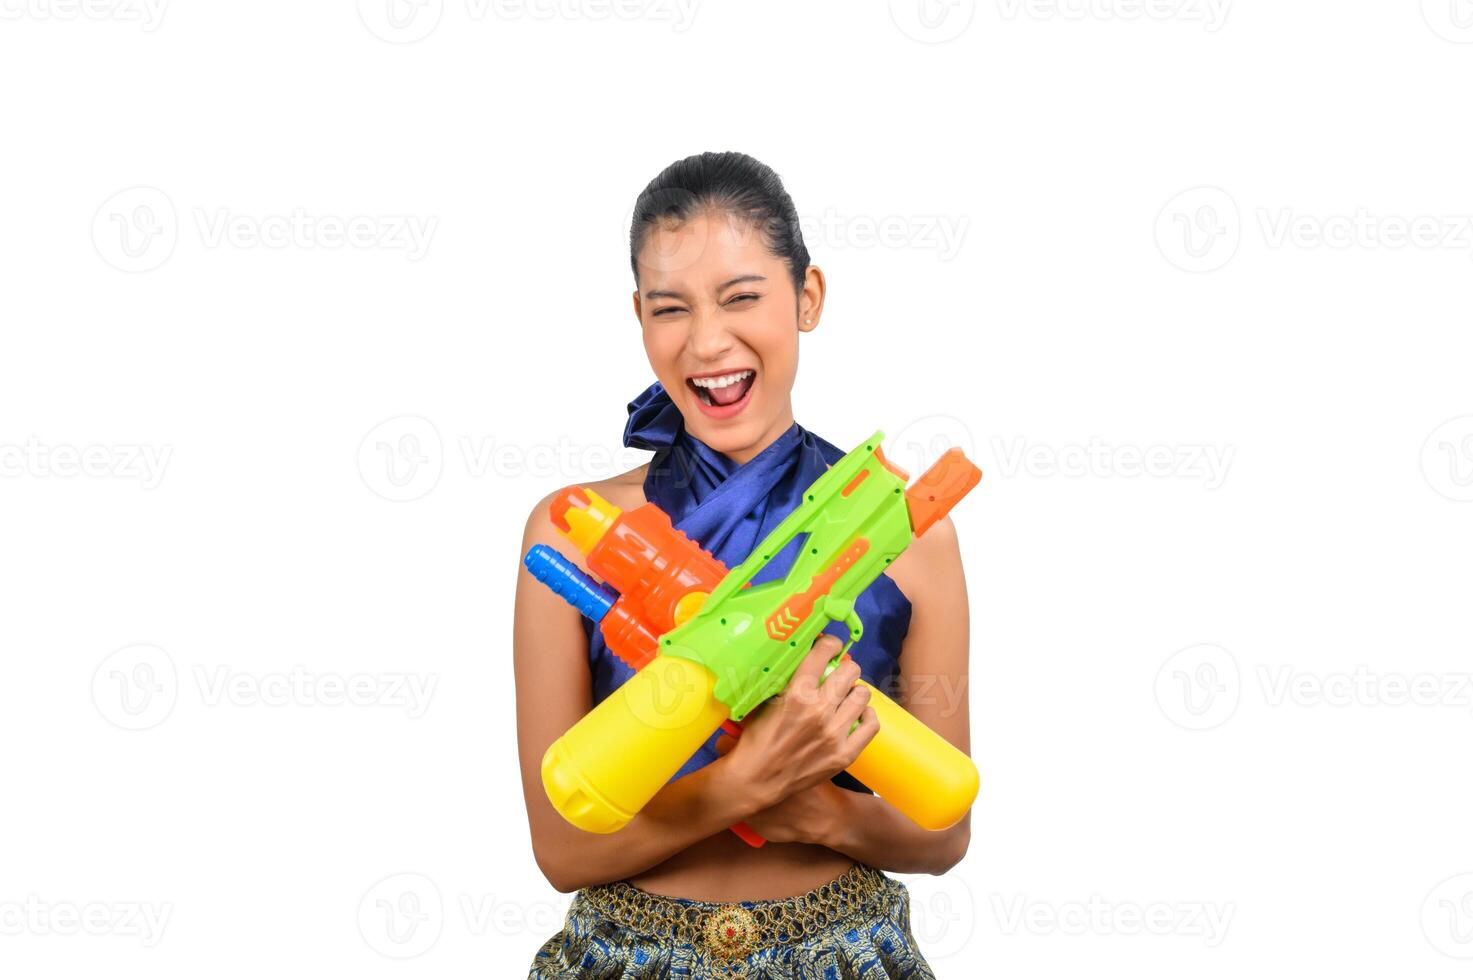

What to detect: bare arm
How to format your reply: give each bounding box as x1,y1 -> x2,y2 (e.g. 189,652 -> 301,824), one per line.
513,491 -> 766,893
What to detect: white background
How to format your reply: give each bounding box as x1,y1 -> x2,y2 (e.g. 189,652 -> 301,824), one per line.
3,1 -> 1472,976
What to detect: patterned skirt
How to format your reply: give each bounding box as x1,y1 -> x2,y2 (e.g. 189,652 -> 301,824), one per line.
527,863 -> 936,979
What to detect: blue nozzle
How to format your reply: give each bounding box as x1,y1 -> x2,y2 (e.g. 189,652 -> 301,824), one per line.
524,544 -> 617,623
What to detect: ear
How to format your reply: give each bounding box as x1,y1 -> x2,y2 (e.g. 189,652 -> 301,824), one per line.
797,265 -> 826,333
631,289 -> 643,323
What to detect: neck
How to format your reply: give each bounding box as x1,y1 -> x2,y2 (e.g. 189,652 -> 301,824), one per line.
720,404 -> 795,466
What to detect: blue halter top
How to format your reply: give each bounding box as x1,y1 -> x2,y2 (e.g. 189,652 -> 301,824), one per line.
581,381 -> 914,790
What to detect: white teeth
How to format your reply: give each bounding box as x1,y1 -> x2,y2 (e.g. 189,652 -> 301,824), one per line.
690,370 -> 754,389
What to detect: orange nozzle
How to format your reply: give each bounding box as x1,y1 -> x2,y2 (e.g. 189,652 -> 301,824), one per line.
550,487 -> 622,556
549,488 -> 587,534
905,449 -> 982,537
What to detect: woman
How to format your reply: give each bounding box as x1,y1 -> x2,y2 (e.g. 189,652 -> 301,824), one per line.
516,151 -> 973,977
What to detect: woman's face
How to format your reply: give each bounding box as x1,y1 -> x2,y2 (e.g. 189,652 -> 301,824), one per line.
633,210 -> 822,464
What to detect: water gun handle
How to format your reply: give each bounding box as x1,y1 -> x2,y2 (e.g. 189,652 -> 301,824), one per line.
715,718 -> 768,847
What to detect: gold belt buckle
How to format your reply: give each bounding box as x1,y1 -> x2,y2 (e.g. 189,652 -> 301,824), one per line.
700,903 -> 759,959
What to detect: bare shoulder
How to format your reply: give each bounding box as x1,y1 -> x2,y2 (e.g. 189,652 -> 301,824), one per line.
884,514 -> 962,605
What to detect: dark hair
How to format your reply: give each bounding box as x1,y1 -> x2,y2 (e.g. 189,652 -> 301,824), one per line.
629,151 -> 810,295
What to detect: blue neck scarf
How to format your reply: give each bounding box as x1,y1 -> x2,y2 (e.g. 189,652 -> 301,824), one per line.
586,381 -> 914,786
623,380 -> 840,567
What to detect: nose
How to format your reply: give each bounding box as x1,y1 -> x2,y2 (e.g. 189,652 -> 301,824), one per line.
686,308 -> 735,363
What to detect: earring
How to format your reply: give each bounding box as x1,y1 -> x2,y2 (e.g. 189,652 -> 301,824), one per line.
804,318 -> 812,323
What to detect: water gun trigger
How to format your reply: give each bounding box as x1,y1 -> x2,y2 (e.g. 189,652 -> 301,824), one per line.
820,596 -> 863,659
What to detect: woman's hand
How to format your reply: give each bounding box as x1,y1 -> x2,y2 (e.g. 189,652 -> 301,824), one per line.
718,634 -> 880,813
730,774 -> 851,846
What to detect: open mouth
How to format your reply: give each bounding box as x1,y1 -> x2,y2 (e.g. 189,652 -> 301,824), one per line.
686,368 -> 756,417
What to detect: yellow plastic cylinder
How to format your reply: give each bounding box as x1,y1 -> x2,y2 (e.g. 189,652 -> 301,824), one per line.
542,654 -> 728,834
844,681 -> 979,830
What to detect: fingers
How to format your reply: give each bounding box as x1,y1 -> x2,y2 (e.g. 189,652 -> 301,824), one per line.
789,634 -> 843,691
820,655 -> 862,708
834,680 -> 871,731
845,705 -> 881,758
